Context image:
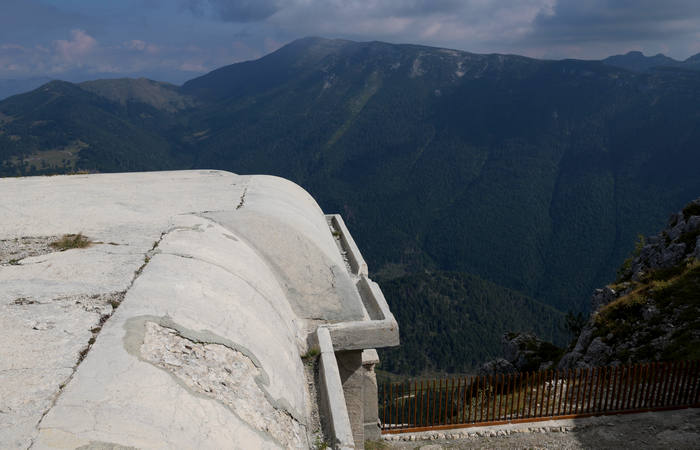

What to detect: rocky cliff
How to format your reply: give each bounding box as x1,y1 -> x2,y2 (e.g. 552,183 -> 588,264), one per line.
559,198 -> 700,368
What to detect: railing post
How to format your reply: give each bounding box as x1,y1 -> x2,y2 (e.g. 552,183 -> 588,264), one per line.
505,373 -> 512,420
672,361 -> 686,406
449,378 -> 455,424
394,382 -> 399,429
633,364 -> 646,409
381,382 -> 386,431
660,362 -> 675,407
580,368 -> 590,414
631,364 -> 639,410
613,365 -> 623,410
645,362 -> 657,408
478,375 -> 484,422
494,374 -> 506,420
514,372 -> 520,419
691,361 -> 700,405
686,361 -> 699,406
557,370 -> 566,415
388,382 -> 393,430
604,366 -> 614,412
535,370 -> 544,418
430,379 -> 435,426
455,378 -> 462,424
484,375 -> 491,422
425,380 -> 430,427
574,368 -> 583,414
592,366 -> 602,413
462,377 -> 474,423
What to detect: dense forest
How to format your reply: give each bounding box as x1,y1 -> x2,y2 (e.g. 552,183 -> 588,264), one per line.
377,271 -> 567,375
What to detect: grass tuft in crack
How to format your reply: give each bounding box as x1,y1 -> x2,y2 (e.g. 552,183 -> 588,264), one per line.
50,233 -> 92,251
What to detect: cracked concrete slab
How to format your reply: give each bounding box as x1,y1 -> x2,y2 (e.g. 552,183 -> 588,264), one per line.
0,292 -> 121,449
1,170 -> 370,448
139,321 -> 306,448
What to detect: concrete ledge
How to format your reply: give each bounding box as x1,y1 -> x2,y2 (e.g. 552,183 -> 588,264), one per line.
327,214 -> 368,277
317,327 -> 355,450
327,276 -> 399,351
362,349 -> 380,366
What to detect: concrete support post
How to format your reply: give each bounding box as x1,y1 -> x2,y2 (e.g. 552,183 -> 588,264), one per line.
336,350 -> 365,449
362,349 -> 381,441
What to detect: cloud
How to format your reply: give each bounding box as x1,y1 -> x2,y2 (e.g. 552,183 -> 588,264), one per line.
2,0 -> 699,84
517,0 -> 700,58
529,0 -> 700,43
183,0 -> 281,22
125,40 -> 160,54
54,29 -> 98,61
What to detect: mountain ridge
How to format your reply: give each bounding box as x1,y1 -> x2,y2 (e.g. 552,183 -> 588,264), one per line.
2,37 -> 700,373
603,50 -> 700,72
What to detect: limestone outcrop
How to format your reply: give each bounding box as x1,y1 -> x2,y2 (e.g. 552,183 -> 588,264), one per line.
478,332 -> 562,375
559,198 -> 700,369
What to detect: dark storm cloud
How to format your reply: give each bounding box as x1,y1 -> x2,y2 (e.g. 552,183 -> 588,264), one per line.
529,0 -> 700,43
183,0 -> 466,22
183,0 -> 282,22
0,0 -> 89,43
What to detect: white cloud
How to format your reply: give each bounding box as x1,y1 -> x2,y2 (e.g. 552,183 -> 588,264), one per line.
54,29 -> 97,61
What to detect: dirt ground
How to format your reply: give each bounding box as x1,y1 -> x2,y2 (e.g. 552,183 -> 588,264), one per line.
382,407 -> 700,449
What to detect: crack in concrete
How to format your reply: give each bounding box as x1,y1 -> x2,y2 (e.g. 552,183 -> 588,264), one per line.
236,187 -> 247,210
122,316 -> 308,448
27,230 -> 170,449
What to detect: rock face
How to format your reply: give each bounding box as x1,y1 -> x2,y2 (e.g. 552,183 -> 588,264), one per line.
559,198 -> 700,369
479,332 -> 562,375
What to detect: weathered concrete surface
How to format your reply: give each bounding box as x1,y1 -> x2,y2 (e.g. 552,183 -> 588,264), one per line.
361,350 -> 381,441
384,408 -> 700,449
0,170 -> 392,449
337,351 -> 365,448
317,328 -> 355,450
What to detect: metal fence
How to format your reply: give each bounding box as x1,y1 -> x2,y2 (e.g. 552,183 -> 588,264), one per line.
380,360 -> 700,433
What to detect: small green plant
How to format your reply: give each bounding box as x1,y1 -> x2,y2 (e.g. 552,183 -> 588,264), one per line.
302,346 -> 321,360
313,436 -> 329,450
50,233 -> 92,251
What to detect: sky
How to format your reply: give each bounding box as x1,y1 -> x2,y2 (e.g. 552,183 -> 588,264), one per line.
1,0 -> 700,85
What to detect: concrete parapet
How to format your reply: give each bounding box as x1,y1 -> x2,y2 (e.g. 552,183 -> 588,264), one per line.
317,327 -> 355,450
337,350 -> 365,448
327,214 -> 368,277
362,349 -> 381,441
327,275 -> 399,351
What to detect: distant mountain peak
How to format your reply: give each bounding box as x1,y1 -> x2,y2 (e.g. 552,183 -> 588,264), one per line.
685,52 -> 700,63
602,50 -> 684,72
78,78 -> 197,112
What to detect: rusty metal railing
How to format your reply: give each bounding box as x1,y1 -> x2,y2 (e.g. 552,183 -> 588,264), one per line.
380,360 -> 700,433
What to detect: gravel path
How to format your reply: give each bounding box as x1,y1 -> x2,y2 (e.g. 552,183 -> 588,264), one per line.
383,407 -> 700,449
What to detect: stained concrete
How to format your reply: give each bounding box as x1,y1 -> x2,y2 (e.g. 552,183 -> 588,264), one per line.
0,170 -> 397,449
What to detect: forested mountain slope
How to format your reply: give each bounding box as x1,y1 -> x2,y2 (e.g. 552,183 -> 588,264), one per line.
2,37 -> 699,373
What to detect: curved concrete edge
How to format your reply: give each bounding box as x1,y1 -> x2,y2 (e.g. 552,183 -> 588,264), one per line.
317,327 -> 356,450
327,214 -> 368,277
327,276 -> 399,352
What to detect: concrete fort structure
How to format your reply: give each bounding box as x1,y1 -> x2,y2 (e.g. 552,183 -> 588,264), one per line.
0,170 -> 399,449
